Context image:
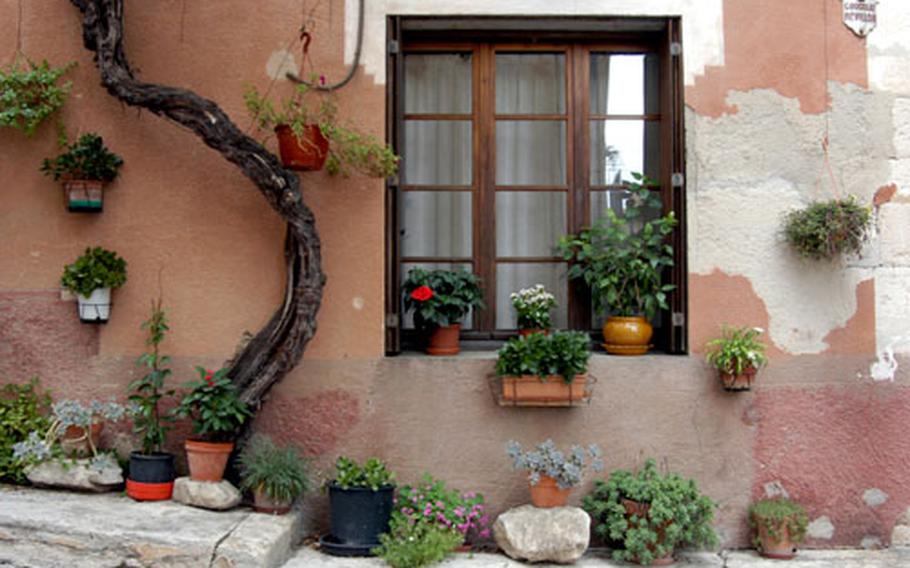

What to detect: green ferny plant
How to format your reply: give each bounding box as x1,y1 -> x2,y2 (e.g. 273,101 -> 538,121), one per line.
783,196 -> 871,261
333,456 -> 396,490
0,58 -> 75,136
238,434 -> 310,504
749,498 -> 808,549
128,300 -> 175,455
41,133 -> 124,182
705,325 -> 768,375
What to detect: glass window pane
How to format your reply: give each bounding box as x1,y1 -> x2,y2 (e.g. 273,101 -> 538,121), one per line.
590,53 -> 660,115
401,263 -> 475,330
496,121 -> 566,185
589,119 -> 660,185
405,53 -> 472,114
496,263 -> 568,329
495,53 -> 566,115
401,192 -> 472,258
404,121 -> 472,185
496,192 -> 565,257
590,190 -> 662,226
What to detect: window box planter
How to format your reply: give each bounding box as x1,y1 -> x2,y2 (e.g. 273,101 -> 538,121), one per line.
274,124 -> 329,171
501,375 -> 589,405
76,287 -> 112,323
63,179 -> 105,212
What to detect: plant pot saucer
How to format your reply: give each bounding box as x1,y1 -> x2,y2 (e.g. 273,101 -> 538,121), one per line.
602,343 -> 652,355
318,534 -> 379,557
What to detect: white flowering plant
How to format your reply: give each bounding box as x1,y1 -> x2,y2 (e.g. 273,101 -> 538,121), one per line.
506,439 -> 604,490
705,326 -> 768,375
510,284 -> 556,330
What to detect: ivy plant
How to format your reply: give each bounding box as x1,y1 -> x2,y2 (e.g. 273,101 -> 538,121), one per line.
0,58 -> 75,136
401,268 -> 485,329
60,247 -> 128,297
557,172 -> 676,319
128,300 -> 175,455
0,378 -> 51,484
495,331 -> 591,383
749,498 -> 808,549
705,325 -> 768,375
783,196 -> 871,261
332,456 -> 395,490
238,434 -> 310,504
583,458 -> 717,565
41,133 -> 124,182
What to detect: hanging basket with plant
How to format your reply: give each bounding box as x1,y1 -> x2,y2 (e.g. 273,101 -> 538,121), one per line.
60,246 -> 128,323
0,58 -> 75,137
705,325 -> 768,391
783,196 -> 871,261
41,133 -> 124,212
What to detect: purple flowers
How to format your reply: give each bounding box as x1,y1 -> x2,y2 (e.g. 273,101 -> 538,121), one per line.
394,474 -> 491,543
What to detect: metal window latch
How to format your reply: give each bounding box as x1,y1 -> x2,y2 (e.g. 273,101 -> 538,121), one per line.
671,173 -> 685,188
672,312 -> 685,327
670,42 -> 682,56
386,313 -> 400,327
388,40 -> 400,54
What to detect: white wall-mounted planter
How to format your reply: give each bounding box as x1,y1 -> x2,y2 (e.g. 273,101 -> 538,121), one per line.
77,287 -> 111,323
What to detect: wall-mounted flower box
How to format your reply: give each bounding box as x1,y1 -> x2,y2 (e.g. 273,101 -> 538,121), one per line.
500,375 -> 591,406
494,331 -> 593,407
60,247 -> 127,324
63,180 -> 105,212
41,133 -> 123,214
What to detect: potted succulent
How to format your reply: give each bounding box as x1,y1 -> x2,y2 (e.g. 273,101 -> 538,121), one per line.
0,58 -> 74,136
60,246 -> 128,323
558,173 -> 676,355
783,196 -> 871,261
41,133 -> 124,212
506,439 -> 603,508
510,284 -> 556,336
749,498 -> 808,560
126,300 -> 177,501
238,434 -> 310,514
705,326 -> 768,391
322,456 -> 396,556
583,458 -> 717,566
401,268 -> 485,356
245,82 -> 398,177
50,398 -> 127,458
496,331 -> 591,405
174,366 -> 250,482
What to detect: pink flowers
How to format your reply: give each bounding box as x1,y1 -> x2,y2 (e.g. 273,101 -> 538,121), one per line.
395,475 -> 490,543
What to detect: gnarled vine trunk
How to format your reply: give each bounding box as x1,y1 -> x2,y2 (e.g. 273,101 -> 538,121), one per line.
69,0 -> 326,427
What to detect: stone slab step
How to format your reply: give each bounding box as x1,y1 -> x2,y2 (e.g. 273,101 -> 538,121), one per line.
0,485 -> 299,568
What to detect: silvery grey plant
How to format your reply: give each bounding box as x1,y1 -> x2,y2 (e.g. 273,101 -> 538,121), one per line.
507,439 -> 604,489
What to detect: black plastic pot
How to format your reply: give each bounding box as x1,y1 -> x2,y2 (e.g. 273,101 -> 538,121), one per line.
128,451 -> 175,483
328,483 -> 394,548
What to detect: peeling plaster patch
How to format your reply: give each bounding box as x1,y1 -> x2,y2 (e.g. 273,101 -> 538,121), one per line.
863,488 -> 889,508
861,536 -> 883,549
348,0 -> 724,85
807,516 -> 835,540
763,481 -> 789,499
265,49 -> 298,81
874,269 -> 910,356
867,4 -> 910,95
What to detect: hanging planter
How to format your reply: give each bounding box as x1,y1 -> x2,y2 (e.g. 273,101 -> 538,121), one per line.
60,247 -> 127,324
274,124 -> 329,171
41,133 -> 124,214
705,326 -> 768,392
783,196 -> 872,261
0,58 -> 75,137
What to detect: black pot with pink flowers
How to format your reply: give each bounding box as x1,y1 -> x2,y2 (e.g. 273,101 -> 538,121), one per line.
401,268 -> 484,356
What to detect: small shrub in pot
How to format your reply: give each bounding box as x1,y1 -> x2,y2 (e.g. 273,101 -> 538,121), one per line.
41,132 -> 123,212
506,439 -> 603,508
325,456 -> 396,555
749,498 -> 808,559
238,434 -> 310,514
401,268 -> 485,356
510,284 -> 556,334
60,247 -> 127,323
705,325 -> 768,391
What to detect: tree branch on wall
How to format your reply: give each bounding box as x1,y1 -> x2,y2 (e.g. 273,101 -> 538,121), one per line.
68,0 -> 326,427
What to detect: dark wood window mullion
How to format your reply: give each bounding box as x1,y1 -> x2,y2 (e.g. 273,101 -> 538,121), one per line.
476,43 -> 497,332
569,44 -> 591,332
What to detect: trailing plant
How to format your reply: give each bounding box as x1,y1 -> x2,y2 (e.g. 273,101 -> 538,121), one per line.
332,456 -> 395,490
40,132 -> 124,182
557,172 -> 676,318
510,284 -> 556,330
244,82 -> 399,178
395,473 -> 490,542
128,300 -> 175,455
174,367 -> 251,442
0,379 -> 51,484
238,434 -> 310,504
583,458 -> 717,565
705,325 -> 768,375
402,268 -> 485,329
749,498 -> 808,548
506,439 -> 603,489
0,58 -> 75,136
783,196 -> 871,261
60,246 -> 128,297
495,331 -> 591,383
373,514 -> 463,568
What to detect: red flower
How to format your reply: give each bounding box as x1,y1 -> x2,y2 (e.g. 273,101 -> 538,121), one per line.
205,371 -> 215,386
410,285 -> 434,302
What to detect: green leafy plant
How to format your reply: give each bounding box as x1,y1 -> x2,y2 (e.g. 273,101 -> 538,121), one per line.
705,325 -> 768,375
510,284 -> 556,330
395,473 -> 490,542
174,367 -> 251,442
401,268 -> 485,329
244,83 -> 399,178
557,173 -> 677,319
0,379 -> 51,484
40,133 -> 124,182
238,434 -> 310,504
373,514 -> 463,568
0,58 -> 75,136
128,300 -> 175,455
749,498 -> 808,549
332,456 -> 395,490
583,458 -> 717,565
495,331 -> 591,383
506,439 -> 603,489
60,247 -> 128,297
783,196 -> 871,261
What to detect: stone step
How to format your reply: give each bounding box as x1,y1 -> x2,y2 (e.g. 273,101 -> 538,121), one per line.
0,485 -> 299,568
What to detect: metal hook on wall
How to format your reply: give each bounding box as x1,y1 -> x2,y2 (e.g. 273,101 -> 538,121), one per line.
286,0 -> 364,92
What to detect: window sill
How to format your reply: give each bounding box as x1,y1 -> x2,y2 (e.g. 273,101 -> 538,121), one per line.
390,350 -> 686,360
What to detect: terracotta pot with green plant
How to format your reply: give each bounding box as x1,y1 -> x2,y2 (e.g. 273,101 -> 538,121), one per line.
238,435 -> 310,514
558,173 -> 677,356
583,458 -> 717,566
322,456 -> 397,556
60,247 -> 127,323
41,133 -> 124,212
750,498 -> 808,560
506,439 -> 603,508
783,196 -> 871,261
402,268 -> 485,356
0,57 -> 74,137
705,326 -> 768,391
496,331 -> 591,405
510,284 -> 556,336
174,367 -> 250,482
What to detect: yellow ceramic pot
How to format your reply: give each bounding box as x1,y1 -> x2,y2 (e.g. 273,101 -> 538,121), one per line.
602,316 -> 653,355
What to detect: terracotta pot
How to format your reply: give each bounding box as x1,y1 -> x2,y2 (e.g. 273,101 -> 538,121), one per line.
501,375 -> 587,405
528,475 -> 571,508
602,316 -> 653,355
518,328 -> 549,338
426,323 -> 461,356
252,486 -> 293,515
185,439 -> 234,482
720,367 -> 757,391
755,516 -> 797,559
60,422 -> 103,457
275,124 -> 329,171
63,179 -> 104,212
622,498 -> 675,565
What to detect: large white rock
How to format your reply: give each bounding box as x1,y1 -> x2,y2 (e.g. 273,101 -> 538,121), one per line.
26,459 -> 123,492
172,477 -> 241,511
493,505 -> 590,564
892,508 -> 910,547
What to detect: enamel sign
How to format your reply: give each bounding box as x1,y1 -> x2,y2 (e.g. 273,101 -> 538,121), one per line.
843,0 -> 878,37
